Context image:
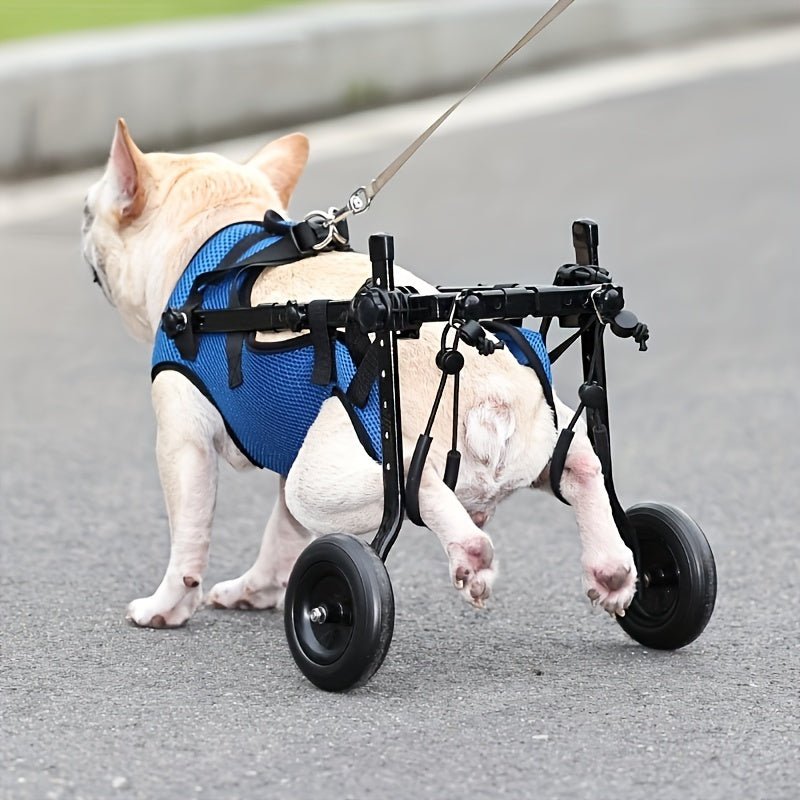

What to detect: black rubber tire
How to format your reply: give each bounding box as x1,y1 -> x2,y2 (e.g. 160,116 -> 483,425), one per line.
617,502 -> 716,650
284,534 -> 394,692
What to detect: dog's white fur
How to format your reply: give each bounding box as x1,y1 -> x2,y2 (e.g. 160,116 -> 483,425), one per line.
81,119 -> 636,628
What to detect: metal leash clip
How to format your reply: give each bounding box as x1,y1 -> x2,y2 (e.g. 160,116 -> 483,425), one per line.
347,187 -> 370,215
304,207 -> 350,251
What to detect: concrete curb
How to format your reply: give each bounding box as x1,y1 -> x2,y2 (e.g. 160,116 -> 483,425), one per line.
1,0 -> 799,177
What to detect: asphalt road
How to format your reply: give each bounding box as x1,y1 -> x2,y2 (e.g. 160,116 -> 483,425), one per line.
2,37 -> 799,800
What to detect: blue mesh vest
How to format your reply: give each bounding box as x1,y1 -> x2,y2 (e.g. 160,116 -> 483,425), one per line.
152,222 -> 382,475
152,222 -> 552,476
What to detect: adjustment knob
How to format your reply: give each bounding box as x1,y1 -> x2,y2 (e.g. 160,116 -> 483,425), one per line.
579,381 -> 605,409
610,309 -> 639,337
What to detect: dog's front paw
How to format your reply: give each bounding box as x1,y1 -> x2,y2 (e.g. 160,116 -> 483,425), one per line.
206,575 -> 285,611
447,534 -> 497,609
583,549 -> 637,617
126,578 -> 203,628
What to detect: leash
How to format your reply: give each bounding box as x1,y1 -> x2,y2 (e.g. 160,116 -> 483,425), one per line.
310,0 -> 576,239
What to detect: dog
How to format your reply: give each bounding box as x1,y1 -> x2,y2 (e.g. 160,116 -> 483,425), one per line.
81,118 -> 636,628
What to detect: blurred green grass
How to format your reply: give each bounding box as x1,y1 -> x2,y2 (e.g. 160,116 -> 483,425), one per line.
0,1 -> 311,42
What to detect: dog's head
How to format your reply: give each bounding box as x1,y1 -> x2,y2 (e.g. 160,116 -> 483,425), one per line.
81,118 -> 309,341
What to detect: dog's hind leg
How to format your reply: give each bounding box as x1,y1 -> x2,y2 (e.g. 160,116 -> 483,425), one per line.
537,396 -> 637,616
284,397 -> 385,534
126,373 -> 220,628
417,468 -> 497,608
286,397 -> 495,607
206,478 -> 312,610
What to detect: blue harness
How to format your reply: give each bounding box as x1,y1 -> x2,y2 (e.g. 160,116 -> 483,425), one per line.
152,222 -> 382,475
152,222 -> 552,477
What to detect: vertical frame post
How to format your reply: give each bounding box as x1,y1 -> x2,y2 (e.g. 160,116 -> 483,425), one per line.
368,234 -> 406,561
573,220 -> 636,551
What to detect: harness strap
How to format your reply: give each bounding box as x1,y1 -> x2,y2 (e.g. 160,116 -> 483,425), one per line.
226,330 -> 245,389
547,402 -> 586,505
188,230 -> 278,300
308,300 -> 334,385
171,231 -> 269,360
547,320 -> 591,363
343,289 -> 383,408
346,343 -> 381,408
224,267 -> 252,389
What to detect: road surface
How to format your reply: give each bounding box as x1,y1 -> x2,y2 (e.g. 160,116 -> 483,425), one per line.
2,28 -> 799,800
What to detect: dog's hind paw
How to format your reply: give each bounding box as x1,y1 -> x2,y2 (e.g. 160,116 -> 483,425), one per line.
583,550 -> 637,617
206,576 -> 285,611
126,581 -> 203,628
447,534 -> 497,609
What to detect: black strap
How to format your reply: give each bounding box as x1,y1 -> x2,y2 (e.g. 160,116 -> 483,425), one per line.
332,387 -> 380,461
549,428 -> 574,505
193,302 -> 306,334
187,230 -> 271,301
308,300 -> 334,385
232,235 -> 319,271
539,316 -> 553,346
345,317 -> 372,364
548,402 -> 585,505
263,209 -> 350,257
346,342 -> 381,408
226,331 -> 245,389
548,319 -> 593,363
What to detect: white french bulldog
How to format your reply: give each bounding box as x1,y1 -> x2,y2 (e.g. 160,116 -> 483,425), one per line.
81,119 -> 636,628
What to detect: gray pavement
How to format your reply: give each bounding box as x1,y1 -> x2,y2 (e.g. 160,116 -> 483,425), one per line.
2,45 -> 800,800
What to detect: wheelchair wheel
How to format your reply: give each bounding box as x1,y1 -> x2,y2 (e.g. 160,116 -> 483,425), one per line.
617,502 -> 716,650
284,533 -> 394,691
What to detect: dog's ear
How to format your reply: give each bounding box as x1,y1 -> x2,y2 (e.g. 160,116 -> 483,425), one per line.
246,132 -> 309,208
108,118 -> 148,220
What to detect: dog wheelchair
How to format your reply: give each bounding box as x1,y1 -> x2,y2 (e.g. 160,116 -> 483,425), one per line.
167,217 -> 717,691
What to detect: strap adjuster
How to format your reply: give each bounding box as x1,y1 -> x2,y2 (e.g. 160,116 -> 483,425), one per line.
161,308 -> 188,338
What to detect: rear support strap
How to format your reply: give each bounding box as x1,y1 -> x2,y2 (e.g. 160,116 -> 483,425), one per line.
308,300 -> 334,385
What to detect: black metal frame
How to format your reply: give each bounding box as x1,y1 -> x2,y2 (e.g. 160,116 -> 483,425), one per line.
358,220 -> 643,560
176,219 -> 647,560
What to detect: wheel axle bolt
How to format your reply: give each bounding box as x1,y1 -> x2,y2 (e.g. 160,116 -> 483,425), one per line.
309,605 -> 328,624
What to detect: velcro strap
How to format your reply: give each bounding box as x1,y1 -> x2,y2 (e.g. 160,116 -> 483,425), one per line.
345,317 -> 372,364
346,342 -> 381,408
308,300 -> 333,385
549,428 -> 573,505
226,332 -> 245,389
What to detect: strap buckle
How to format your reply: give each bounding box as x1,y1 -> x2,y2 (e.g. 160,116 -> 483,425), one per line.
303,207 -> 350,251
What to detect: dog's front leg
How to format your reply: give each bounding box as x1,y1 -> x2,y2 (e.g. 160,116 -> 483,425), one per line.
126,374 -> 218,628
207,478 -> 312,610
417,469 -> 497,608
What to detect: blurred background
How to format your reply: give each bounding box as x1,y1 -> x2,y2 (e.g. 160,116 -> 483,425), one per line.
2,2 -> 799,800
1,0 -> 799,177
